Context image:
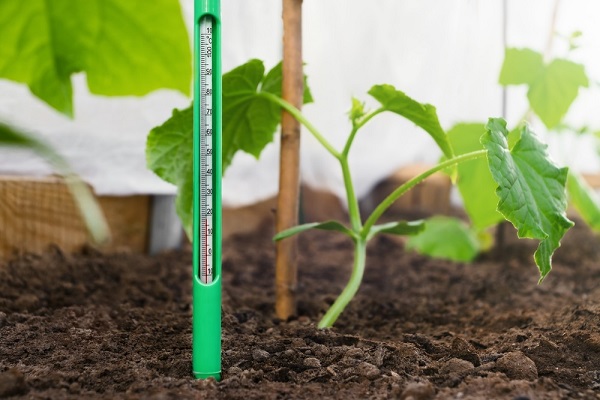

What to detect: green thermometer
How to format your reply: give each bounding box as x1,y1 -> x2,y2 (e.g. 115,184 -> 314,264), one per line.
193,0 -> 222,380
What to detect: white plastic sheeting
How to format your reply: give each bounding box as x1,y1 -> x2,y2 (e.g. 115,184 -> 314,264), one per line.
0,0 -> 599,206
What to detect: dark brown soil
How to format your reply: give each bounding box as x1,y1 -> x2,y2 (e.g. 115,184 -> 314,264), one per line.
1,218 -> 600,399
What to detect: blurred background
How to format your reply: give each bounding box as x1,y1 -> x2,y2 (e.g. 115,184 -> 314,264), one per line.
0,0 -> 598,212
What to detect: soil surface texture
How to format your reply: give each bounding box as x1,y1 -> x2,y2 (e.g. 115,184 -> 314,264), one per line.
1,218 -> 599,399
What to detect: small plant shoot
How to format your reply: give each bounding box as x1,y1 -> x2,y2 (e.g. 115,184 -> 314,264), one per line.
148,59 -> 574,328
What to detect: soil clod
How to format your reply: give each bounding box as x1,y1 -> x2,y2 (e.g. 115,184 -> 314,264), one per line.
495,351 -> 538,381
251,349 -> 270,362
400,381 -> 435,400
0,368 -> 27,398
303,357 -> 321,368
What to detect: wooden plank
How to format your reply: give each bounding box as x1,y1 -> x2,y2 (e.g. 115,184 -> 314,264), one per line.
582,173 -> 600,189
301,184 -> 346,223
0,176 -> 150,259
222,197 -> 276,240
0,176 -> 85,258
221,185 -> 347,241
97,195 -> 150,253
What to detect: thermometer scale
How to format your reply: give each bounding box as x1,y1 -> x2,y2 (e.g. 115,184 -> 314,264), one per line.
199,16 -> 214,285
193,0 -> 222,381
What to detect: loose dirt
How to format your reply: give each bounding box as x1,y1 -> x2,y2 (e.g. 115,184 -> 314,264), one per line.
1,218 -> 599,399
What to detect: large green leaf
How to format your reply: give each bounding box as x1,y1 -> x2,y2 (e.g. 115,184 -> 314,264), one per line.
368,84 -> 454,159
175,166 -> 194,239
566,171 -> 600,232
0,123 -> 110,244
223,59 -> 312,170
274,221 -> 355,241
482,118 -> 573,281
146,107 -> 194,237
405,217 -> 480,262
146,107 -> 193,186
527,59 -> 589,129
448,123 -> 503,229
260,62 -> 313,104
147,60 -> 313,236
498,48 -> 544,85
0,0 -> 190,116
499,48 -> 588,129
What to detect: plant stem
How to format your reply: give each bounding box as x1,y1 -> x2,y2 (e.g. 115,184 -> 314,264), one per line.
339,110 -> 385,231
543,0 -> 561,62
261,91 -> 364,231
340,156 -> 362,232
318,239 -> 367,328
342,109 -> 383,157
260,92 -> 341,160
360,149 -> 487,237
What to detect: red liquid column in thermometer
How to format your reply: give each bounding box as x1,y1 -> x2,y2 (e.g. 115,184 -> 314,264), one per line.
200,17 -> 214,284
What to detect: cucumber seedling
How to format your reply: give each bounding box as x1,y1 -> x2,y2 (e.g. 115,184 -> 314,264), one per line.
148,60 -> 573,327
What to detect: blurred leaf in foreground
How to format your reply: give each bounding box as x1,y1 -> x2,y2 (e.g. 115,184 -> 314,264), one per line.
0,123 -> 110,244
0,0 -> 190,116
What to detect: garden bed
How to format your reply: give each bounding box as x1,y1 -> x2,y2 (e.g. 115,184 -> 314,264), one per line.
0,217 -> 599,399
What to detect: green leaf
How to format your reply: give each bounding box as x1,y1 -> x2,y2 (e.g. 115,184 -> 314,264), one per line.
447,123 -> 503,230
0,123 -> 110,244
368,84 -> 454,159
146,107 -> 194,237
499,48 -> 588,129
274,221 -> 355,241
0,124 -> 39,148
223,59 -> 313,170
146,59 -> 314,236
260,62 -> 313,104
499,48 -> 544,85
367,220 -> 425,241
566,171 -> 600,232
482,118 -> 574,281
146,107 -> 193,186
507,125 -> 522,149
527,59 -> 589,129
0,0 -> 190,116
175,166 -> 194,239
405,217 -> 480,262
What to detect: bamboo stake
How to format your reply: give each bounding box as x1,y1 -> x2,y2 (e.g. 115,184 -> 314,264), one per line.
275,0 -> 303,320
